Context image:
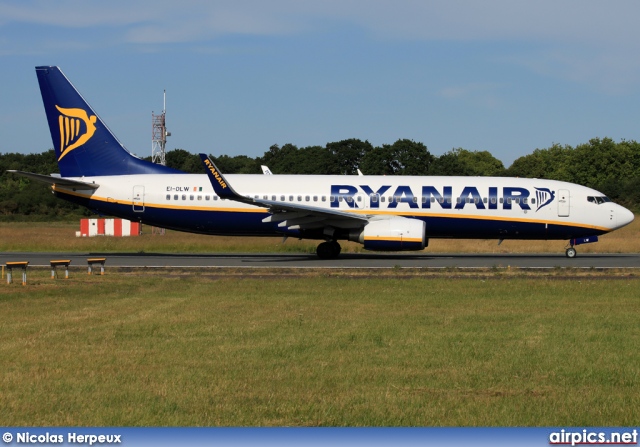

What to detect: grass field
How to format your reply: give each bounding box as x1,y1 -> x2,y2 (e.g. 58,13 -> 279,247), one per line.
0,215 -> 638,254
1,269 -> 639,426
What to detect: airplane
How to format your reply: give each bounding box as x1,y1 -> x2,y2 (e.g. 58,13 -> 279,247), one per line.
9,66 -> 635,259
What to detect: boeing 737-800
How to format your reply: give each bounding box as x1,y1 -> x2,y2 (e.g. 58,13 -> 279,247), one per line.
10,66 -> 635,259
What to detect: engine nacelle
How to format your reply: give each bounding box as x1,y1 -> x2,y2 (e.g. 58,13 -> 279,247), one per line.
349,217 -> 427,251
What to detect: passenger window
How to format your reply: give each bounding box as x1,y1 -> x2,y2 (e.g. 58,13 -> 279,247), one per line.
305,196 -> 310,202
371,195 -> 378,203
280,195 -> 285,201
174,195 -> 178,200
166,194 -> 171,200
483,197 -> 487,204
413,197 -> 418,203
205,195 -> 210,200
322,196 -> 326,202
182,195 -> 186,200
197,196 -> 202,201
213,196 -> 218,201
380,196 -> 385,203
297,196 -> 302,201
190,195 -> 194,200
272,195 -> 276,201
313,196 -> 318,202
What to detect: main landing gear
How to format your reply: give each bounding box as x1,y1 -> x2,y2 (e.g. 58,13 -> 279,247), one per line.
316,241 -> 342,259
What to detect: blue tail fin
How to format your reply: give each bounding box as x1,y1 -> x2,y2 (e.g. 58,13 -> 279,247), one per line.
36,66 -> 182,177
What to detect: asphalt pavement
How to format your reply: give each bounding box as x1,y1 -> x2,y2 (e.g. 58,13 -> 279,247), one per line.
2,252 -> 639,269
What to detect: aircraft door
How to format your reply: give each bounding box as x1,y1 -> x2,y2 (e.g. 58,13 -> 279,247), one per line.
557,189 -> 569,217
132,185 -> 145,212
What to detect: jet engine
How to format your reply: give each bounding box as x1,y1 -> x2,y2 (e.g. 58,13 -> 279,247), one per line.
349,216 -> 427,251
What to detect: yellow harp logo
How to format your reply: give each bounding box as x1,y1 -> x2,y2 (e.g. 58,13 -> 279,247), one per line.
56,105 -> 97,161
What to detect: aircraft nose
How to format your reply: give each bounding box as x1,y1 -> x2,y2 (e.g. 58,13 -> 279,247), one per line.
617,205 -> 635,229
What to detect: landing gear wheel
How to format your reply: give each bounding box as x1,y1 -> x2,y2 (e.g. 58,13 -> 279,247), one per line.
330,241 -> 341,256
565,247 -> 577,258
316,241 -> 341,259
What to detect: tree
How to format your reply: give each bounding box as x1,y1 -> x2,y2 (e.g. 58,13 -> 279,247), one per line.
360,139 -> 432,175
165,149 -> 201,173
211,154 -> 260,174
506,144 -> 573,181
325,139 -> 373,175
431,148 -> 504,176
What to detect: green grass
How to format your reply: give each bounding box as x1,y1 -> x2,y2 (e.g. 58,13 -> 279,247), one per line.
1,270 -> 639,426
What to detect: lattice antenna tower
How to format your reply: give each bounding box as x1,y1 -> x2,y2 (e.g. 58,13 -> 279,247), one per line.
152,90 -> 170,165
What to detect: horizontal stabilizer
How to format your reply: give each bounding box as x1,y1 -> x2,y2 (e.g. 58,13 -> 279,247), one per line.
8,170 -> 99,189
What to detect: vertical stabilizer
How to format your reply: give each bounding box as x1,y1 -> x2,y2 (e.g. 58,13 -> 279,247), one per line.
36,66 -> 182,177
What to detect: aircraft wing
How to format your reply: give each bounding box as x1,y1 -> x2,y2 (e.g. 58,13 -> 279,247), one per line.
8,170 -> 99,190
199,154 -> 368,231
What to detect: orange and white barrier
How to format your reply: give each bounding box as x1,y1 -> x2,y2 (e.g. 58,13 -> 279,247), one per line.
78,218 -> 141,237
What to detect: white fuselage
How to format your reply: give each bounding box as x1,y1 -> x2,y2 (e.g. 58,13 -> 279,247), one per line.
53,173 -> 634,241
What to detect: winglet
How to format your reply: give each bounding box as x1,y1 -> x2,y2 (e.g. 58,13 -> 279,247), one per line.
199,153 -> 245,201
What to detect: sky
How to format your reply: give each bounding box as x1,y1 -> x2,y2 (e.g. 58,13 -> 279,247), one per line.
2,0 -> 640,167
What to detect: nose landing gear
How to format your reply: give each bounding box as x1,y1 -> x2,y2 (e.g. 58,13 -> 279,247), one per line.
565,246 -> 577,258
564,236 -> 599,258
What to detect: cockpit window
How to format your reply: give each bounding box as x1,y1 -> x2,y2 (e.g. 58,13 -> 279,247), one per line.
587,196 -> 611,204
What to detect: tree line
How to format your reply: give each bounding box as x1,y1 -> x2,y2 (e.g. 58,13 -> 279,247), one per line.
1,137 -> 639,220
